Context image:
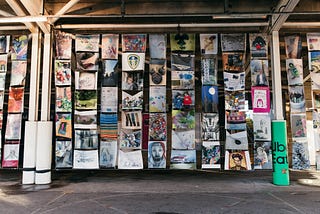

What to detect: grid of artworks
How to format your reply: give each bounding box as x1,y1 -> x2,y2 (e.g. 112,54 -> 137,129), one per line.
2,35 -> 28,168
199,34 -> 221,169
307,33 -> 320,170
249,34 -> 273,170
222,34 -> 251,171
118,34 -> 146,169
285,35 -> 310,170
170,33 -> 196,169
148,34 -> 167,169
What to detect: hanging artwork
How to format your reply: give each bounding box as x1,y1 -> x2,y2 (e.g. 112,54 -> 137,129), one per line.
292,141 -> 310,170
0,91 -> 3,110
225,130 -> 248,150
149,86 -> 166,112
55,60 -> 72,86
308,51 -> 320,89
249,33 -> 268,58
120,129 -> 141,149
171,53 -> 195,71
224,150 -> 251,170
170,33 -> 195,52
148,141 -> 166,169
75,71 -> 97,90
223,71 -> 245,91
286,59 -> 303,86
102,60 -> 118,87
222,53 -> 245,72
149,59 -> 166,85
55,140 -> 73,168
253,141 -> 272,170
149,113 -> 167,141
56,86 -> 72,112
8,87 -> 24,113
306,33 -> 320,51
101,34 -> 119,59
0,35 -> 10,53
142,113 -> 149,150
201,113 -> 220,141
100,140 -> 117,168
122,34 -> 147,52
118,150 -> 143,169
251,86 -> 270,113
149,34 -> 167,59
290,113 -> 307,139
252,113 -> 271,141
75,34 -> 100,52
201,141 -> 221,169
100,113 -> 118,139
122,71 -> 144,90
101,87 -> 118,112
10,61 -> 27,86
221,34 -> 246,52
172,109 -> 195,129
121,111 -> 141,129
284,35 -> 302,59
55,113 -> 72,139
170,149 -> 196,169
172,89 -> 195,110
122,53 -> 145,71
225,90 -> 245,111
2,143 -> 19,168
200,34 -> 218,55
201,56 -> 218,85
225,110 -> 246,130
250,60 -> 269,86
5,114 -> 22,140
11,35 -> 28,60
73,149 -> 99,169
74,110 -> 97,129
288,85 -> 306,113
55,31 -> 72,59
122,91 -> 143,110
0,54 -> 7,72
74,129 -> 99,149
75,90 -> 97,110
172,129 -> 195,149
76,52 -> 99,71
202,85 -> 219,113
171,70 -> 194,89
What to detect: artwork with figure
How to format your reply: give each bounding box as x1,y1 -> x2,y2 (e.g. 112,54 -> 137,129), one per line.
252,113 -> 271,141
172,89 -> 195,110
200,34 -> 218,55
55,60 -> 72,86
286,59 -> 303,86
148,141 -> 166,168
73,149 -> 99,169
254,141 -> 272,169
74,110 -> 97,129
55,31 -> 72,59
202,141 -> 221,169
76,52 -> 99,71
289,85 -> 306,112
55,113 -> 72,139
250,60 -> 269,86
122,71 -> 143,91
55,140 -> 73,168
249,33 -> 268,58
75,34 -> 100,52
100,140 -> 117,168
251,86 -> 270,113
101,34 -> 119,59
201,113 -> 219,141
74,130 -> 98,149
120,129 -> 141,149
224,150 -> 251,171
290,114 -> 307,139
122,34 -> 147,52
292,141 -> 310,170
225,90 -> 245,111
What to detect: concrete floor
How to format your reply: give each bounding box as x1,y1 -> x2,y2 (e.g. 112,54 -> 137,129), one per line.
0,169 -> 320,214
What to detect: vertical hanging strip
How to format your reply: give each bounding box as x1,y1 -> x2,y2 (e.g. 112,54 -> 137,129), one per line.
73,34 -> 100,169
118,34 -> 146,169
306,33 -> 320,170
54,31 -> 73,169
100,34 -> 119,168
199,34 -> 221,169
221,33 -> 252,171
2,35 -> 28,168
170,33 -> 196,169
249,33 -> 273,170
284,35 -> 310,170
148,34 -> 167,169
0,35 -> 10,167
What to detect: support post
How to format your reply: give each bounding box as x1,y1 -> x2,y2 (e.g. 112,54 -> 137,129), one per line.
270,31 -> 290,186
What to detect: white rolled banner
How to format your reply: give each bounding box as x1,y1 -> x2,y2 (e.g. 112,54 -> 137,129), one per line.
35,121 -> 53,185
22,121 -> 38,184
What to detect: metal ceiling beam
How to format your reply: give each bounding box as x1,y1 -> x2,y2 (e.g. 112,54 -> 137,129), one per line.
6,0 -> 37,33
50,0 -> 80,24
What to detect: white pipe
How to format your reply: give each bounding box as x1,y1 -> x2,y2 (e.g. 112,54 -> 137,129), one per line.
0,25 -> 27,30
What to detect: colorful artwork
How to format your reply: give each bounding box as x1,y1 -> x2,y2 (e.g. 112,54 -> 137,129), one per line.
120,129 -> 141,149
172,109 -> 195,129
76,52 -> 99,71
75,90 -> 97,110
75,34 -> 100,52
101,34 -> 119,59
2,143 -> 19,168
286,59 -> 303,86
0,54 -> 7,72
201,113 -> 220,141
224,150 -> 251,170
222,53 -> 245,72
122,53 -> 145,71
170,33 -> 195,52
201,56 -> 218,85
122,71 -> 144,90
170,149 -> 196,169
254,141 -> 272,170
122,91 -> 143,110
253,113 -> 271,141
100,113 -> 118,139
202,141 -> 221,169
171,70 -> 194,89
171,53 -> 195,71
10,61 -> 27,86
100,140 -> 117,168
291,114 -> 307,139
149,113 -> 167,141
149,34 -> 167,59
122,34 -> 147,52
202,85 -> 219,113
223,71 -> 245,91
225,130 -> 248,150
121,111 -> 141,129
73,150 -> 99,169
56,86 -> 72,112
55,140 -> 73,168
11,35 -> 28,60
172,89 -> 194,110
225,110 -> 246,130
102,60 -> 118,87
118,150 -> 143,169
142,113 -> 149,150
289,86 -> 306,113
101,87 -> 118,112
148,141 -> 166,169
55,113 -> 72,139
225,90 -> 245,111
284,35 -> 302,59
8,87 -> 24,113
307,33 -> 320,51
55,31 -> 72,59
251,86 -> 270,113
0,35 -> 10,53
200,34 -> 218,55
5,114 -> 22,140
55,60 -> 72,86
74,129 -> 99,149
149,86 -> 166,112
221,34 -> 246,52
75,71 -> 97,90
250,60 -> 269,86
292,141 -> 310,170
149,59 -> 166,85
249,33 -> 268,58
308,51 -> 320,89
74,110 -> 97,129
172,129 -> 195,150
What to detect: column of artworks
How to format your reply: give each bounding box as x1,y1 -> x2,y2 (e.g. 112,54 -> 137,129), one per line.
249,34 -> 273,170
148,34 -> 167,169
99,34 -> 119,168
118,34 -> 146,169
284,35 -> 310,170
221,34 -> 251,171
306,33 -> 320,170
199,34 -> 221,169
169,33 -> 196,169
73,34 -> 100,169
2,35 -> 28,168
0,35 -> 9,166
54,31 -> 73,168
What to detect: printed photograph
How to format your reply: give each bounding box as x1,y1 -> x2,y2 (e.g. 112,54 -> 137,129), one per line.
250,59 -> 269,86
55,31 -> 72,59
172,109 -> 195,129
74,110 -> 97,129
171,53 -> 195,71
200,34 -> 218,55
102,59 -> 119,87
75,90 -> 97,110
0,35 -> 10,53
75,129 -> 99,150
122,71 -> 144,90
56,86 -> 72,112
225,90 -> 245,111
289,85 -> 306,113
202,141 -> 221,169
76,52 -> 99,71
55,140 -> 73,168
8,86 -> 24,113
222,52 -> 245,72
284,35 -> 302,59
0,54 -> 7,72
254,141 -> 272,170
172,89 -> 194,110
170,149 -> 196,169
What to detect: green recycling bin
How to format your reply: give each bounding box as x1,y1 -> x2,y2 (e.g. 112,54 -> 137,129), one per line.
271,120 -> 290,186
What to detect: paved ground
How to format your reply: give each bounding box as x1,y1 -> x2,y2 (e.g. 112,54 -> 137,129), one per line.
0,169 -> 320,214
